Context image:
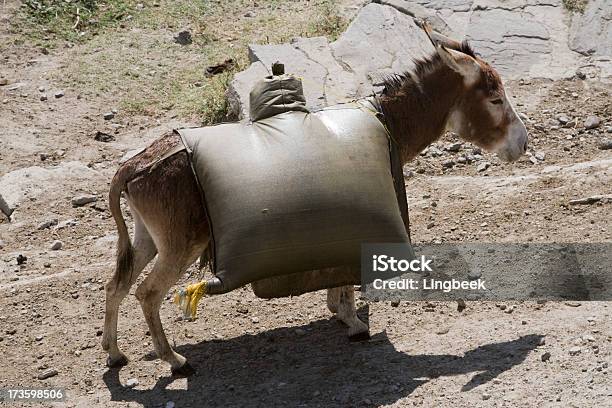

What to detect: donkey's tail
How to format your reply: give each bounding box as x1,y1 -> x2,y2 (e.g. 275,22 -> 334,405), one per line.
109,167 -> 134,288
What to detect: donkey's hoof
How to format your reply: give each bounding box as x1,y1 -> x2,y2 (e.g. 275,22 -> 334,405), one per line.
348,331 -> 371,342
171,362 -> 196,377
107,354 -> 129,368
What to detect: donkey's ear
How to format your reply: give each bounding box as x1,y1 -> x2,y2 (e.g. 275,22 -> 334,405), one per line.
436,44 -> 481,86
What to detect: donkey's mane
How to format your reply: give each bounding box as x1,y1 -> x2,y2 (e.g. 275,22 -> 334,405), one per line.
381,40 -> 477,97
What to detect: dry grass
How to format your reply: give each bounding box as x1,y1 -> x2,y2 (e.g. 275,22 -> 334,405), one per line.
15,0 -> 349,124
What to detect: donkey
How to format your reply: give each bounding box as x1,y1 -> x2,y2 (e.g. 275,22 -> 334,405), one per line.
102,23 -> 528,376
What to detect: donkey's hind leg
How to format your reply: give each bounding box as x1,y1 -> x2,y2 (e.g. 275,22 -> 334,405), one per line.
102,210 -> 157,367
329,285 -> 370,341
134,245 -> 204,376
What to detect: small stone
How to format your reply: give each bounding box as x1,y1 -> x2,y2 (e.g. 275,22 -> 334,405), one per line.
6,328 -> 17,335
125,378 -> 139,387
71,293 -> 79,299
575,69 -> 586,80
38,86 -> 45,92
295,328 -> 306,336
584,116 -> 600,130
103,112 -> 115,120
35,335 -> 44,341
166,402 -> 175,408
583,334 -> 595,342
71,194 -> 97,207
426,222 -> 435,229
598,140 -> 612,150
467,270 -> 481,280
568,346 -> 581,356
44,262 -> 51,268
40,94 -> 47,101
0,78 -> 8,86
541,352 -> 551,362
54,91 -> 64,98
555,114 -> 571,125
174,30 -> 192,45
94,131 -> 115,142
251,317 -> 259,323
482,393 -> 491,401
477,162 -> 490,172
435,327 -> 450,335
538,337 -> 546,346
37,219 -> 58,230
38,368 -> 58,380
390,300 -> 400,307
16,254 -> 27,265
50,240 -> 63,250
96,329 -> 103,336
535,152 -> 546,161
442,159 -> 455,169
446,142 -> 462,152
244,11 -> 256,17
529,156 -> 539,165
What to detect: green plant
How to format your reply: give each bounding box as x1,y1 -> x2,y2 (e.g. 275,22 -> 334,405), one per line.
562,0 -> 588,13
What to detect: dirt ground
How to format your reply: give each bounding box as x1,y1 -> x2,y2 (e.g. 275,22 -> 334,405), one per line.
0,1 -> 611,407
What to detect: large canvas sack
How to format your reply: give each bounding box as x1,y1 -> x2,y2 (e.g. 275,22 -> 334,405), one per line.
177,105 -> 409,293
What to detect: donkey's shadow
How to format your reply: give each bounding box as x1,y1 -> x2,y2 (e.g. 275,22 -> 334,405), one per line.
103,307 -> 542,407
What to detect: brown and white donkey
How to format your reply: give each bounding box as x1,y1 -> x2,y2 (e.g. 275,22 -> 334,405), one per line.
102,22 -> 528,376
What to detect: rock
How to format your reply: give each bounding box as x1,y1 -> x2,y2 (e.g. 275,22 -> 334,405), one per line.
38,368 -> 58,380
529,156 -> 539,165
583,334 -> 595,342
583,115 -> 601,130
435,327 -> 450,335
569,195 -> 609,205
446,142 -> 462,152
295,328 -> 306,336
6,328 -> 17,335
390,300 -> 400,307
71,194 -> 97,207
477,162 -> 490,172
442,159 -> 455,169
37,219 -> 58,230
125,378 -> 139,387
556,114 -> 571,125
599,140 -> 612,150
568,346 -> 581,356
54,91 -> 64,98
541,351 -> 551,362
467,270 -> 481,280
40,94 -> 47,101
243,11 -> 256,18
103,112 -> 115,120
482,393 -> 491,401
0,163 -> 98,217
16,254 -> 27,265
575,69 -> 586,80
35,335 -> 44,341
50,240 -> 63,250
569,0 -> 612,57
174,30 -> 192,45
166,402 -> 175,408
0,78 -> 7,86
535,152 -> 546,161
94,131 -> 115,142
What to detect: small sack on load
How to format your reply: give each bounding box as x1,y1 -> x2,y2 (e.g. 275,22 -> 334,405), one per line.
249,72 -> 309,121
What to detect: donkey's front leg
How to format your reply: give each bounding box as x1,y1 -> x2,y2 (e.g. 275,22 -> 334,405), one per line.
328,285 -> 370,341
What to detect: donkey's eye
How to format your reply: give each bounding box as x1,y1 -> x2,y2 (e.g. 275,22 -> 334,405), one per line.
490,99 -> 503,105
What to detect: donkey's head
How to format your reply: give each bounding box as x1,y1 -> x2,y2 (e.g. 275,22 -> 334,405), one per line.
418,21 -> 528,161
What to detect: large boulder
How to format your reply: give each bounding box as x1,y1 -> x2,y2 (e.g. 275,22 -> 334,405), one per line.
226,0 -> 611,118
0,162 -> 99,220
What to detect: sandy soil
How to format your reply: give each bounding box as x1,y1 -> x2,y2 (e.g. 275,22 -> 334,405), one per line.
0,1 -> 611,407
